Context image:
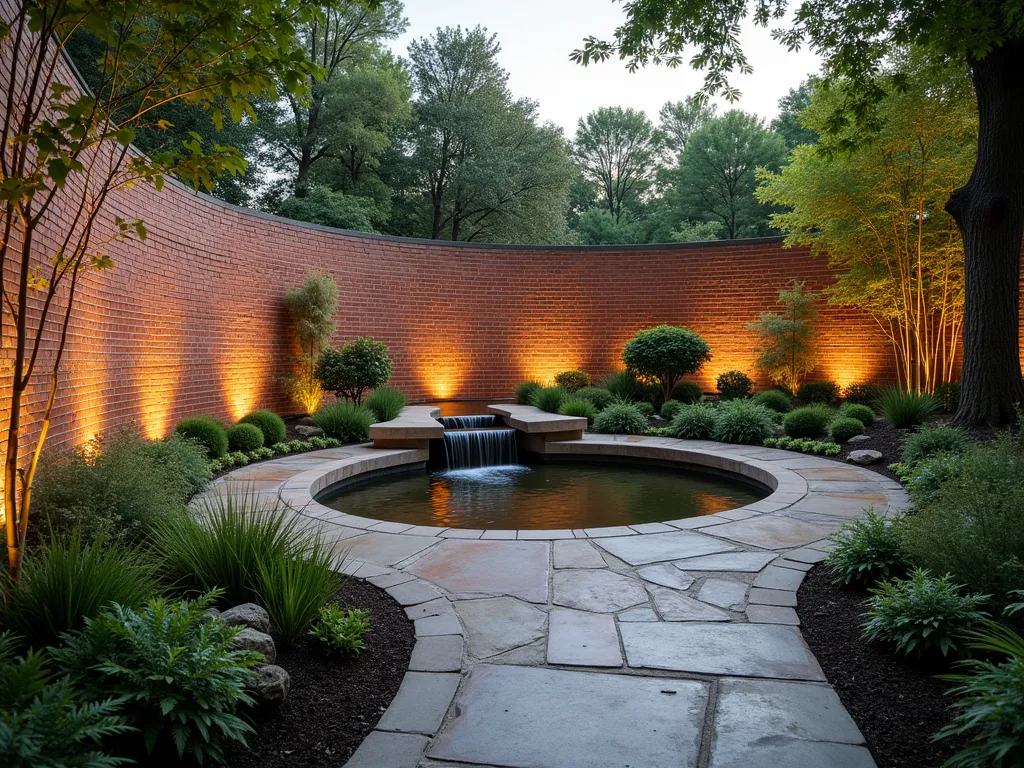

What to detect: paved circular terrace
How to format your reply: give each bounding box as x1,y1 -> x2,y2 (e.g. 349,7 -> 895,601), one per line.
205,433 -> 910,768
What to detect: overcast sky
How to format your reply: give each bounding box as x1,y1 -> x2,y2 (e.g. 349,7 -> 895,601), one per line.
387,0 -> 822,137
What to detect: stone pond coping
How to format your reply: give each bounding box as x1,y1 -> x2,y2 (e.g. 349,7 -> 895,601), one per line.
368,405 -> 444,449
487,403 -> 588,435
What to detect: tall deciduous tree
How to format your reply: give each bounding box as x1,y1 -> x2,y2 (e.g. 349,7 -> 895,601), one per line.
748,281 -> 819,392
757,60 -> 975,394
659,95 -> 716,156
0,0 -> 315,576
771,81 -> 818,150
572,0 -> 1024,426
573,106 -> 661,223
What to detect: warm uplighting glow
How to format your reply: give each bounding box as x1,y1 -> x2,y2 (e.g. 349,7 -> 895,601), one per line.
511,313 -> 587,384
218,314 -> 271,421
411,325 -> 468,399
133,279 -> 185,439
825,364 -> 874,391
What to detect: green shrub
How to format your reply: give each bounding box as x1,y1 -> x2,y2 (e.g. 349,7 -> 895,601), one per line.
899,452 -> 965,507
271,442 -> 291,456
752,389 -> 792,413
934,382 -> 962,414
574,386 -> 615,411
315,337 -> 392,404
174,416 -> 228,459
228,450 -> 249,467
602,371 -> 647,402
671,381 -> 704,404
903,424 -> 969,465
310,607 -> 371,657
622,325 -> 712,402
592,403 -> 649,435
825,510 -> 905,587
838,402 -> 874,426
514,380 -> 542,404
660,399 -> 684,420
2,531 -> 156,650
249,446 -> 274,461
712,400 -> 776,445
531,386 -> 567,414
254,539 -> 338,644
558,396 -> 598,423
0,633 -> 130,768
937,619 -> 1024,767
365,386 -> 406,423
668,403 -> 718,440
783,404 -> 831,438
33,427 -> 210,544
863,569 -> 990,657
716,370 -> 754,400
239,410 -> 286,445
843,382 -> 880,404
226,423 -> 264,453
829,416 -> 865,443
55,593 -> 260,765
634,401 -> 655,418
797,381 -> 840,404
876,387 -> 939,428
763,436 -> 841,455
553,370 -> 591,392
312,402 -> 374,443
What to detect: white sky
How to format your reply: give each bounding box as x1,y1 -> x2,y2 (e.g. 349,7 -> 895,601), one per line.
388,0 -> 822,137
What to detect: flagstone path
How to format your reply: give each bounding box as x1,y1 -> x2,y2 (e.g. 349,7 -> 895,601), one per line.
205,434 -> 909,768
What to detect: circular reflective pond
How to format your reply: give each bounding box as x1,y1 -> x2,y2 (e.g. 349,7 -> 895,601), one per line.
318,462 -> 766,530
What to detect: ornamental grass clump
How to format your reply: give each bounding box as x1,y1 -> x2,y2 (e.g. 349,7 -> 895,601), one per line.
575,386 -> 615,411
712,399 -> 776,445
829,416 -> 864,443
558,396 -> 598,423
592,403 -> 649,435
752,389 -> 792,413
365,386 -> 407,423
876,387 -> 939,428
668,403 -> 717,440
783,404 -> 831,438
671,381 -> 704,404
239,410 -> 286,446
602,371 -> 647,402
514,380 -> 542,404
838,402 -> 874,426
825,509 -> 906,587
531,386 -> 567,414
902,424 -> 969,465
312,402 -> 374,443
660,399 -> 684,420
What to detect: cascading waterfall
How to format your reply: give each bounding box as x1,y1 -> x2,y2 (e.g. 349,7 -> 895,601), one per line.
439,415 -> 498,429
443,429 -> 518,469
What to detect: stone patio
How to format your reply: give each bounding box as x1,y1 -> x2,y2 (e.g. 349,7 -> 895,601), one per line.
203,432 -> 907,768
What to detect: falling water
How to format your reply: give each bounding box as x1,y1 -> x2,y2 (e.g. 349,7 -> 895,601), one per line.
443,429 -> 518,469
439,415 -> 498,429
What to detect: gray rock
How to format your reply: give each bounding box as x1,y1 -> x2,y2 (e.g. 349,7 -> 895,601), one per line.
220,603 -> 271,633
298,416 -> 315,426
295,424 -> 324,438
847,434 -> 871,443
233,627 -> 276,664
199,607 -> 222,623
247,664 -> 290,705
847,449 -> 883,465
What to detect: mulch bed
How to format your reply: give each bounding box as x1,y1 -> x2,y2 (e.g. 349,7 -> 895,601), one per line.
838,418 -> 907,481
797,565 -> 967,768
228,577 -> 416,768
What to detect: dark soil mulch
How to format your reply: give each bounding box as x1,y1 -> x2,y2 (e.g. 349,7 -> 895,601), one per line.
797,565 -> 967,768
838,419 -> 907,481
228,577 -> 415,768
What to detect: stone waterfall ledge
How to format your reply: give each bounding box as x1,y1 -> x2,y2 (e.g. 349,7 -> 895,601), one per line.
487,403 -> 586,449
369,406 -> 444,449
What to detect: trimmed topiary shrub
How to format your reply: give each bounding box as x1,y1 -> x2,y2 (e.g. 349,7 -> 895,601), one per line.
843,382 -> 880,404
365,386 -> 406,423
671,381 -> 704,404
174,416 -> 228,459
602,371 -> 647,402
634,401 -> 655,418
592,403 -> 649,435
712,400 -> 776,445
752,389 -> 792,413
239,410 -> 286,446
315,337 -> 392,404
312,402 -> 374,443
558,396 -> 598,423
783,404 -> 831,438
622,325 -> 712,403
876,387 -> 939,428
515,380 -> 542,404
716,370 -> 754,400
829,416 -> 865,443
660,399 -> 684,420
668,403 -> 717,440
838,402 -> 874,426
575,387 -> 616,411
903,424 -> 969,465
554,370 -> 591,392
226,423 -> 264,453
797,381 -> 841,404
531,386 -> 567,414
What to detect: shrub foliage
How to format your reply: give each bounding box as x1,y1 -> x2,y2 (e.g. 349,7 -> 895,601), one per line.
558,396 -> 598,423
365,387 -> 407,423
310,607 -> 371,657
671,381 -> 704,404
876,387 -> 939,428
825,510 -> 905,587
783,404 -> 831,438
312,402 -> 374,443
903,424 -> 969,465
716,370 -> 754,400
797,381 -> 840,404
553,370 -> 591,392
239,411 -> 286,446
592,404 -> 649,435
226,423 -> 264,453
712,400 -> 776,444
316,337 -> 392,404
829,416 -> 864,443
530,386 -> 567,414
622,325 -> 712,402
174,417 -> 228,459
668,403 -> 718,440
752,389 -> 792,413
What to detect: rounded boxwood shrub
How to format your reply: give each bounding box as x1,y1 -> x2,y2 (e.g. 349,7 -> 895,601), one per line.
592,403 -> 648,435
660,399 -> 683,420
716,370 -> 754,400
175,416 -> 228,459
838,402 -> 874,426
558,396 -> 598,423
783,404 -> 831,438
797,381 -> 841,404
622,325 -> 712,403
553,370 -> 591,392
227,423 -> 264,453
239,410 -> 286,446
671,381 -> 704,404
668,403 -> 717,440
634,401 -> 655,418
531,386 -> 567,414
752,389 -> 792,413
903,424 -> 969,465
312,402 -> 374,443
829,416 -> 865,443
575,387 -> 615,411
515,380 -> 542,405
843,382 -> 880,404
712,400 -> 776,445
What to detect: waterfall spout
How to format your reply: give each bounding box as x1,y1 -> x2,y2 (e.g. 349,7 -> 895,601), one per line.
443,429 -> 518,469
440,415 -> 498,429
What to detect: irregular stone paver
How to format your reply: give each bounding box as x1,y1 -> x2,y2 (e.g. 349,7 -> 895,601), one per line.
455,597 -> 546,659
617,606 -> 660,622
385,580 -> 442,606
595,530 -> 737,565
375,672 -> 460,735
711,678 -> 873,768
649,585 -> 732,621
409,635 -> 463,672
746,604 -> 800,625
344,731 -> 429,768
620,623 -> 825,680
553,539 -> 606,569
753,565 -> 806,591
704,516 -> 831,549
427,665 -> 708,768
698,578 -> 749,610
749,587 -> 798,607
673,551 -> 778,572
404,598 -> 453,620
784,546 -> 830,564
335,532 -> 438,567
547,609 -> 622,667
414,613 -> 462,637
789,492 -> 886,518
636,563 -> 695,590
407,540 -> 550,603
553,568 -> 648,613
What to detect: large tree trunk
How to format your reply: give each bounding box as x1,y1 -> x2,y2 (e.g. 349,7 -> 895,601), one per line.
947,32 -> 1024,427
